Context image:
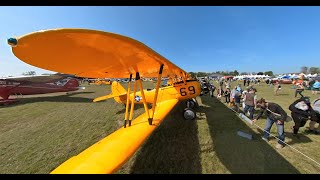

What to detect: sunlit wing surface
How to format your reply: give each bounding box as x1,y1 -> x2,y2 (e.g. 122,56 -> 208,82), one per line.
51,99 -> 179,174
93,93 -> 125,102
10,28 -> 187,78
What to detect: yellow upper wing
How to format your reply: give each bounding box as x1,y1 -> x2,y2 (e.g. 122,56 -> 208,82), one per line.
10,28 -> 187,78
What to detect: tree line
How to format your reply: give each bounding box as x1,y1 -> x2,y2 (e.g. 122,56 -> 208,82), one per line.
189,66 -> 319,78
300,66 -> 320,74
189,70 -> 274,78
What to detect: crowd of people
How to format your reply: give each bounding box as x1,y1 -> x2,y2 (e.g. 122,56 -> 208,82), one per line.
201,76 -> 320,149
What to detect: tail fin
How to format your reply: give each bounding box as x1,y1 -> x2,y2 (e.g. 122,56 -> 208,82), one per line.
93,81 -> 127,103
63,78 -> 79,88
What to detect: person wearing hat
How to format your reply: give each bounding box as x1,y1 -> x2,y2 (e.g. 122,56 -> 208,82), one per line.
289,97 -> 318,136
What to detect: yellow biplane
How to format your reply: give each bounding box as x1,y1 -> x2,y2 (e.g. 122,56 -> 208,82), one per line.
90,79 -> 112,85
8,28 -> 202,174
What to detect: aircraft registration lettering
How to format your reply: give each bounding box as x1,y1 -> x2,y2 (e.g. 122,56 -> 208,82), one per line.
179,86 -> 196,96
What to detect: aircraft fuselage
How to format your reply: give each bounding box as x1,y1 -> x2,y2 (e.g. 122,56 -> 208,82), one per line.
0,78 -> 80,101
117,80 -> 201,104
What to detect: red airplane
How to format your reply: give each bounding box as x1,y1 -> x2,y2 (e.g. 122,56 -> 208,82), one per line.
0,74 -> 83,105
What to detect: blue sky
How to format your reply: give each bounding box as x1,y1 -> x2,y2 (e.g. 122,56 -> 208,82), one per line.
0,6 -> 320,77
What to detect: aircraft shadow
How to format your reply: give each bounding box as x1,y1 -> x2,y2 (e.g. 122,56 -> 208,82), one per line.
199,96 -> 300,174
127,101 -> 202,174
115,104 -> 145,114
274,131 -> 312,146
274,93 -> 290,96
5,92 -> 95,106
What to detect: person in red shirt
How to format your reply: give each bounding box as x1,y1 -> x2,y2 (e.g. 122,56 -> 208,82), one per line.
294,79 -> 305,98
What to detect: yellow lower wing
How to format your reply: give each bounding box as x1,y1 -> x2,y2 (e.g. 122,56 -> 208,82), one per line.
50,99 -> 179,174
93,93 -> 125,102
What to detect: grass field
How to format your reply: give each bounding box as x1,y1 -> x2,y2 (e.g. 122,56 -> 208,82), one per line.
0,81 -> 319,174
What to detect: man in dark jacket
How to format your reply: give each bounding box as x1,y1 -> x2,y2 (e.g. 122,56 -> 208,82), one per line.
253,98 -> 287,149
289,97 -> 319,135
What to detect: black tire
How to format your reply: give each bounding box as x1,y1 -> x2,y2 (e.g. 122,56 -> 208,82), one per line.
183,108 -> 196,120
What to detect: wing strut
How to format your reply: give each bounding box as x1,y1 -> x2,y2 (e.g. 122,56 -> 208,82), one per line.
136,73 -> 151,120
128,74 -> 138,127
180,71 -> 187,85
148,64 -> 164,125
124,74 -> 132,128
124,72 -> 152,128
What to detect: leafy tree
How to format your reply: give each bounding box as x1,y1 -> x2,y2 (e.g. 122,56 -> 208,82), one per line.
22,71 -> 36,76
233,70 -> 239,76
240,72 -> 247,75
300,66 -> 308,74
188,72 -> 196,78
196,72 -> 207,77
229,70 -> 239,76
257,72 -> 264,75
308,67 -> 320,74
264,71 -> 274,76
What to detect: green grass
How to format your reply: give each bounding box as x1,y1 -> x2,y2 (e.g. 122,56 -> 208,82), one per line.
0,81 -> 319,174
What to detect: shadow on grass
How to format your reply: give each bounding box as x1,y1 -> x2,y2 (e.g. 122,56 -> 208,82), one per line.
7,92 -> 95,106
128,102 -> 202,174
275,93 -> 290,96
281,132 -> 312,146
116,104 -> 146,114
199,96 -> 300,174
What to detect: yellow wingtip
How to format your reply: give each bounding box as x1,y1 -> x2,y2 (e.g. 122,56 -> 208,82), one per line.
93,95 -> 113,102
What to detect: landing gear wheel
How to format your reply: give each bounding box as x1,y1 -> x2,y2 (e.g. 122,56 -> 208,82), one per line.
183,108 -> 196,120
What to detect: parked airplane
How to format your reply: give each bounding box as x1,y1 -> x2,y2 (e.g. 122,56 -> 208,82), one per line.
89,79 -> 112,85
0,74 -> 84,105
8,28 -> 202,174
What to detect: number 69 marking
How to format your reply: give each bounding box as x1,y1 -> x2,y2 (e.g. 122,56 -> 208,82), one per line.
180,86 -> 195,96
